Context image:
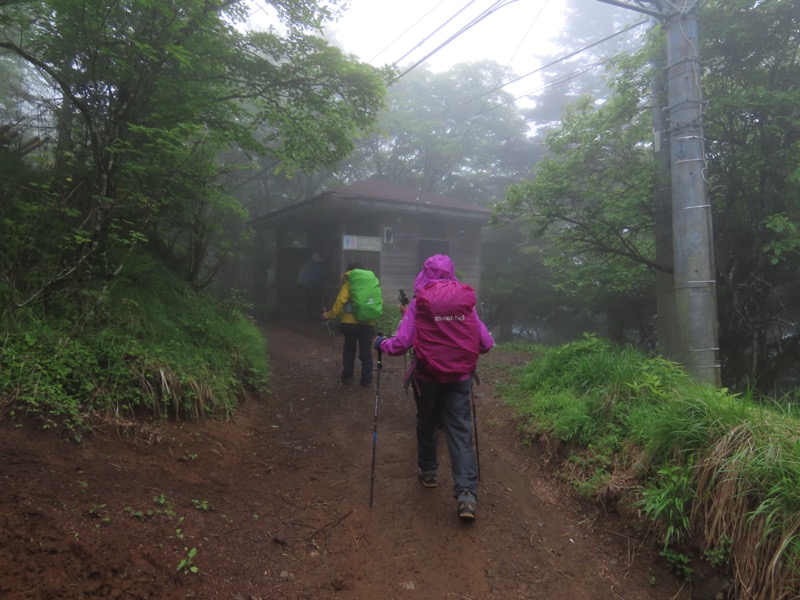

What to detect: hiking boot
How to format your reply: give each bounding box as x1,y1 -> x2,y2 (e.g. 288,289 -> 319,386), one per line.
457,490 -> 477,520
360,380 -> 372,387
340,375 -> 354,385
418,470 -> 437,488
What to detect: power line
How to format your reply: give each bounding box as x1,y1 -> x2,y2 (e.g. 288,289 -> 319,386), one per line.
494,18 -> 647,96
472,60 -> 609,118
394,0 -> 521,81
419,18 -> 648,122
446,1 -> 551,167
499,0 -> 549,74
391,0 -> 484,67
367,0 -> 450,63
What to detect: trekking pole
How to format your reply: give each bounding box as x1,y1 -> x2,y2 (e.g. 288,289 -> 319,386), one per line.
471,376 -> 480,481
369,338 -> 384,508
323,308 -> 341,389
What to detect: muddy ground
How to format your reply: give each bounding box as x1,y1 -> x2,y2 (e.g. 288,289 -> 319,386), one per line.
0,317 -> 700,599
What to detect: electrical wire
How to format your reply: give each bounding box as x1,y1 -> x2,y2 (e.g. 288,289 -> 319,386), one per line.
245,2 -> 648,143
446,0 -> 550,168
418,17 -> 648,123
500,0 -> 549,74
493,17 -> 647,96
367,0 -> 450,63
390,0 -> 483,67
394,0 -> 521,80
393,0 -> 516,79
473,59 -> 609,118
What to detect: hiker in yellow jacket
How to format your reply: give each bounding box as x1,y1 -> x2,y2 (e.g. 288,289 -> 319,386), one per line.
322,262 -> 375,387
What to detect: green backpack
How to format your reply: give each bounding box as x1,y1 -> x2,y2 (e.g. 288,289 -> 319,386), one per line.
347,269 -> 383,322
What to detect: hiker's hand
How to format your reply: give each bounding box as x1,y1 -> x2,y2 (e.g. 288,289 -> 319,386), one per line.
399,304 -> 407,314
321,311 -> 329,320
373,336 -> 385,350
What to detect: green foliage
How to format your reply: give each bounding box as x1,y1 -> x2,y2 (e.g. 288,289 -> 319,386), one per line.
502,337 -> 800,597
0,252 -> 268,432
0,0 -> 385,434
87,503 -> 111,527
496,341 -> 543,355
125,506 -> 154,522
639,463 -> 695,549
0,319 -> 100,432
492,0 -> 800,391
703,536 -> 731,568
176,547 -> 198,574
700,0 -> 800,390
0,0 -> 386,397
762,214 -> 800,265
480,225 -> 580,345
191,498 -> 212,512
494,56 -> 657,304
659,548 -> 694,582
627,385 -> 751,466
489,84 -> 659,343
345,61 -> 537,200
152,493 -> 177,517
375,305 -> 404,338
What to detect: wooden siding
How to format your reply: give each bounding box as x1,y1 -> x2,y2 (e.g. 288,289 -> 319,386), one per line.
249,181 -> 489,317
378,215 -> 419,308
378,215 -> 483,307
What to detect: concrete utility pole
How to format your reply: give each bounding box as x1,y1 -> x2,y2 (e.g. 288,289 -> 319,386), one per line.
650,25 -> 679,364
597,0 -> 720,385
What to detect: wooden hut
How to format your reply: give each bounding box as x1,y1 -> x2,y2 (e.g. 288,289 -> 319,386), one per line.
250,178 -> 491,316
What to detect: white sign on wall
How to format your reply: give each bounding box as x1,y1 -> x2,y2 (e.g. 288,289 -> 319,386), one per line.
342,235 -> 382,251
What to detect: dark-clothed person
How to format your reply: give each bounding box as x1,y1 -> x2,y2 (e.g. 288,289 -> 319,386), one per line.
297,252 -> 325,320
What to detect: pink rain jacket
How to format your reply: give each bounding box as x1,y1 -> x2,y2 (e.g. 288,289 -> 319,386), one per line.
378,254 -> 494,381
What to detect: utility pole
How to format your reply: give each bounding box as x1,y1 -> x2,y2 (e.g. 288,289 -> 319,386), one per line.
597,0 -> 720,385
650,23 -> 678,364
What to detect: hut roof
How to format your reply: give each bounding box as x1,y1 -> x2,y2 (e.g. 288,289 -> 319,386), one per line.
251,178 -> 490,230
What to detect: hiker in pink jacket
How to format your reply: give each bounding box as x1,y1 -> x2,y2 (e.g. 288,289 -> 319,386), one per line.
375,254 -> 493,520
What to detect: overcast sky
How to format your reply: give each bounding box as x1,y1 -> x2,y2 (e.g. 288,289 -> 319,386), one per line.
325,0 -> 565,73
247,0 -> 634,105
248,1 -> 569,87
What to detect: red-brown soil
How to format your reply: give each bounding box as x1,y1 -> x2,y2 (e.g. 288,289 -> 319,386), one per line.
0,317 -> 696,599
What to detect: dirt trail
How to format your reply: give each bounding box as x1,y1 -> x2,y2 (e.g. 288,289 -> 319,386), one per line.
0,317 -> 692,599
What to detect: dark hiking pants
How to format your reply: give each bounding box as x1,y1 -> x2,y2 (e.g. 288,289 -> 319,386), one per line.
412,377 -> 478,498
340,323 -> 375,385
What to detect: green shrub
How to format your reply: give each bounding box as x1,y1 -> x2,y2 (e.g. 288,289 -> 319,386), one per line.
502,335 -> 800,598
376,305 -> 404,337
0,252 -> 269,433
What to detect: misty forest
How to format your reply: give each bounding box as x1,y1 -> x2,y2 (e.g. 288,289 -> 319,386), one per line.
2,0 -> 800,423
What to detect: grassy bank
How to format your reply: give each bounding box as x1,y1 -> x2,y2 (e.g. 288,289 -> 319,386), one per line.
501,335 -> 800,599
0,257 -> 268,437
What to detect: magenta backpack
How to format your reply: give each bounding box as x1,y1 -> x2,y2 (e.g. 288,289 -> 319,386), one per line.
414,280 -> 480,381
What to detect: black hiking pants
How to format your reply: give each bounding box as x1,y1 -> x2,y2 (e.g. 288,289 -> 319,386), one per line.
340,323 -> 374,385
412,377 -> 478,498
